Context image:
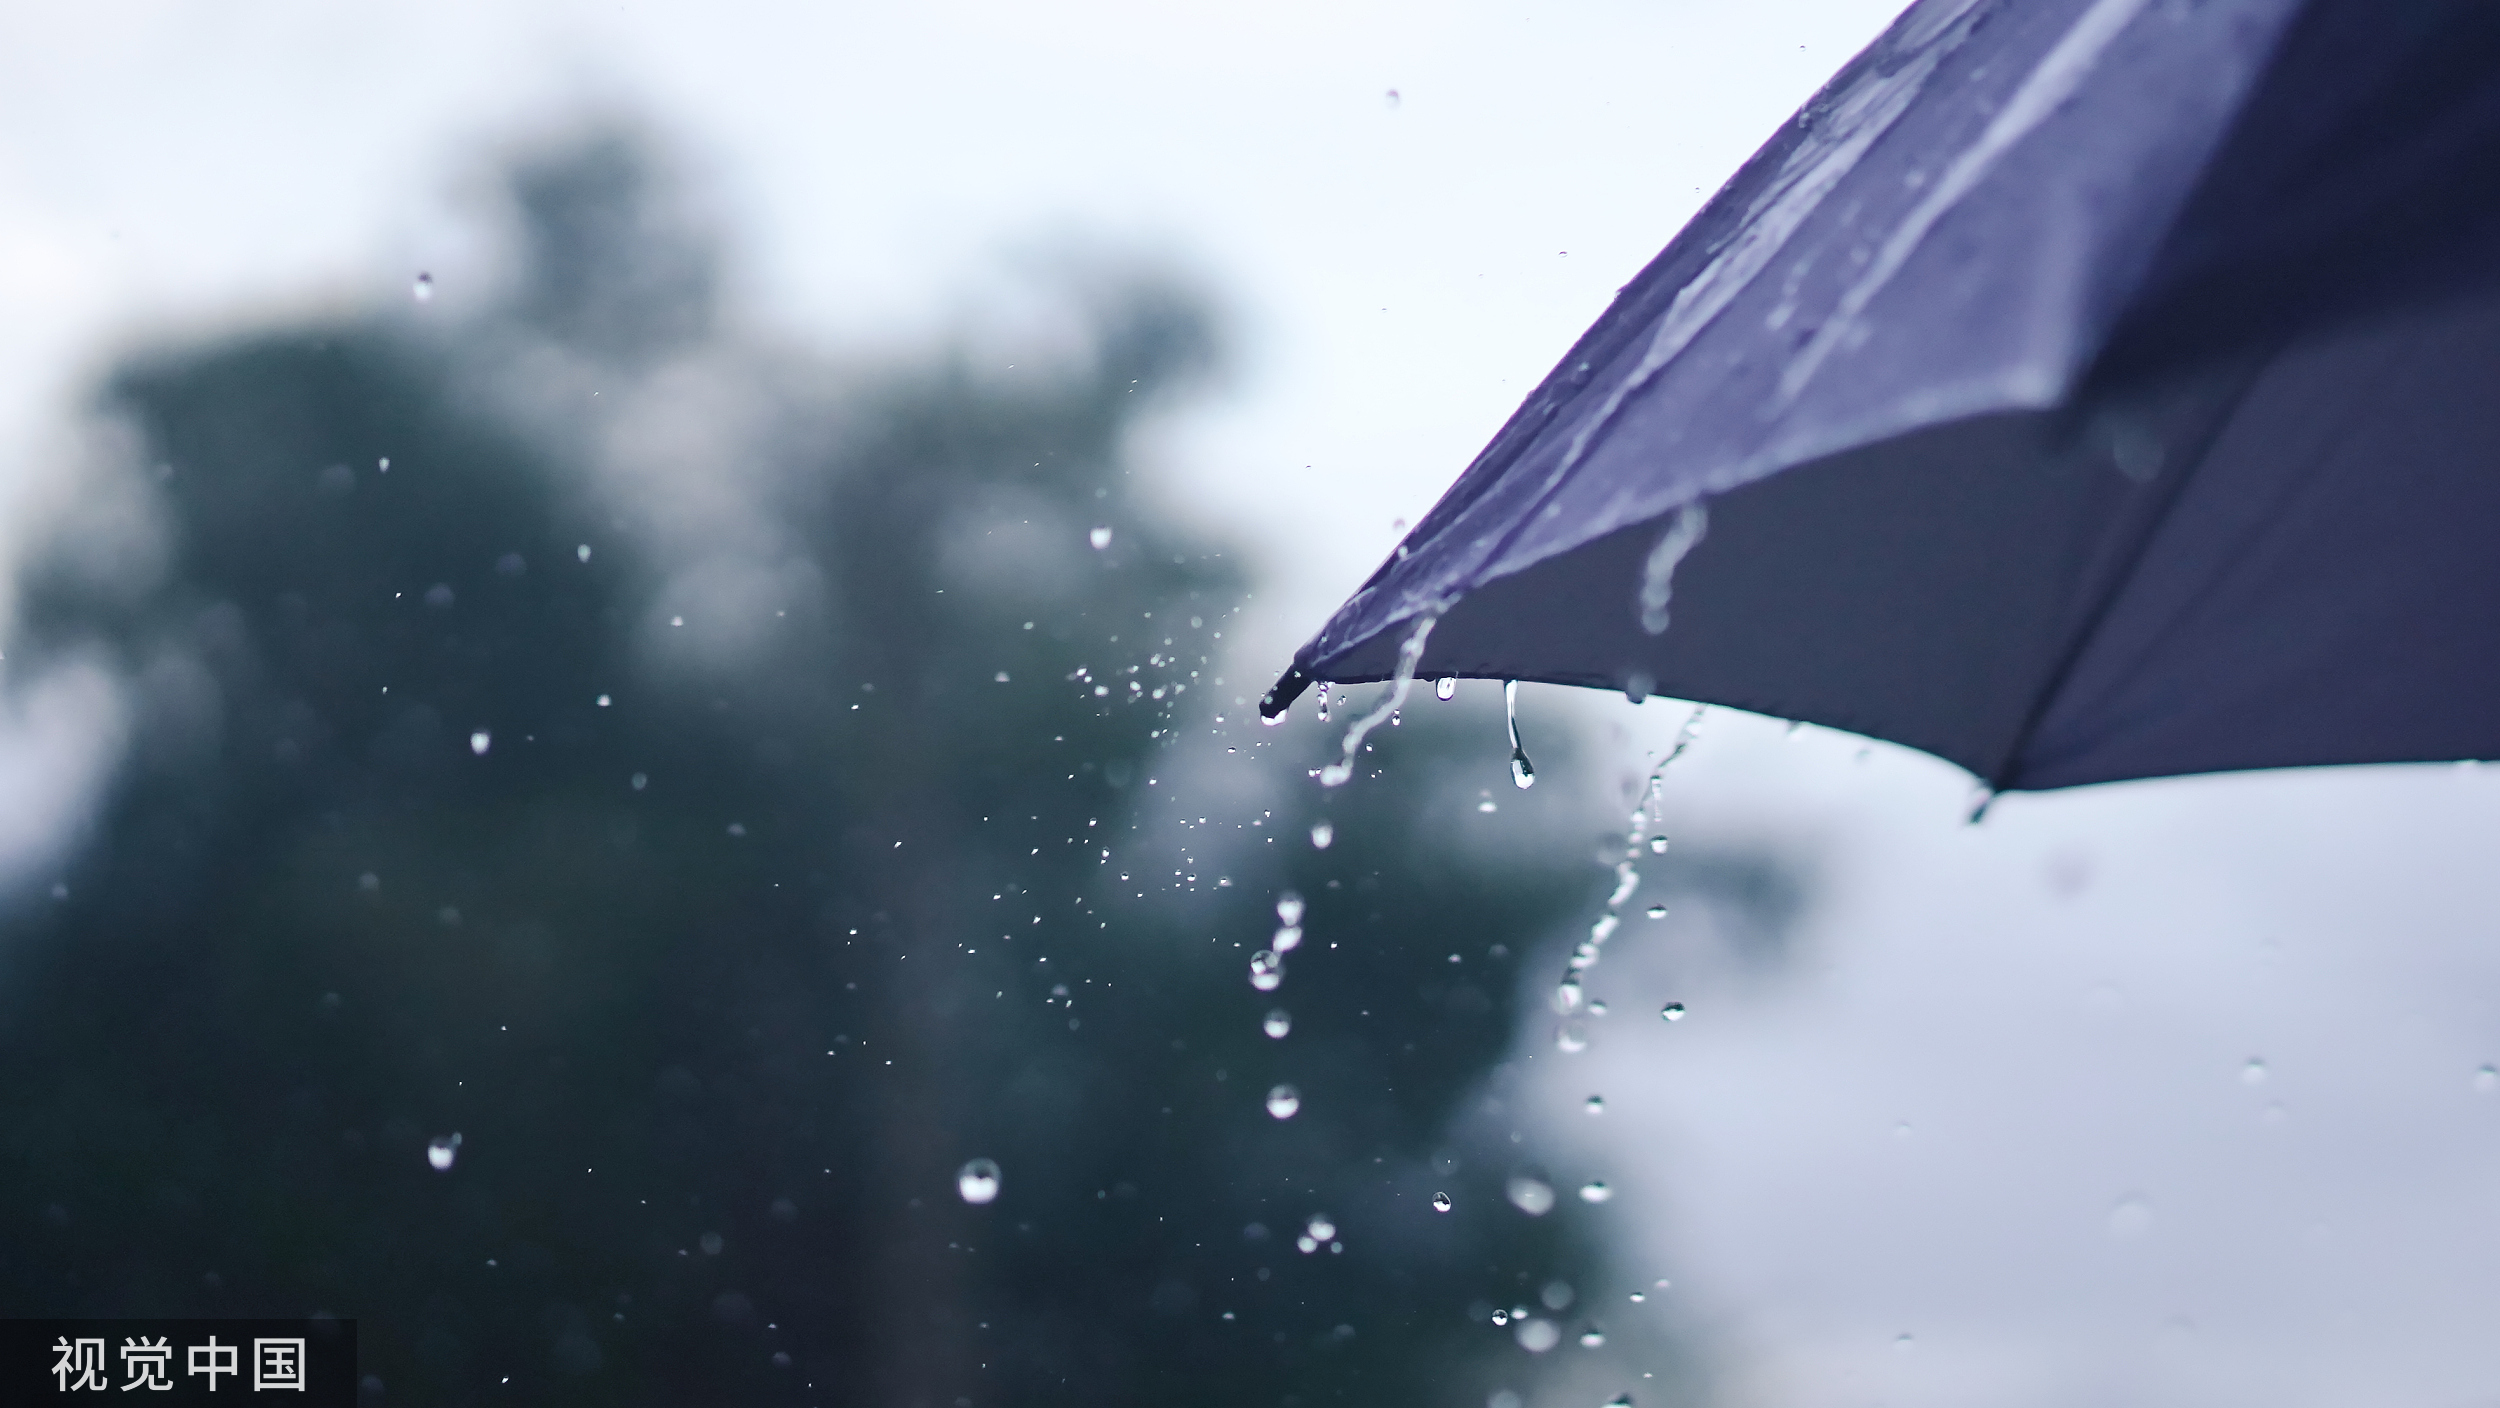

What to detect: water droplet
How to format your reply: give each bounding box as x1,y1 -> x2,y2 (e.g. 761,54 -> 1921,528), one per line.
1588,999 -> 1607,1016
699,1232 -> 723,1255
576,543 -> 591,562
1309,821 -> 1334,849
1585,1095 -> 1605,1116
1604,1395 -> 1634,1407
1647,837 -> 1669,854
1276,893 -> 1305,926
1477,796 -> 1497,813
1261,710 -> 1287,728
1305,1213 -> 1335,1242
1514,1318 -> 1561,1353
1554,976 -> 1584,1013
1555,1022 -> 1589,1053
631,772 -> 648,791
1578,1181 -> 1612,1204
1504,682 -> 1536,788
1505,1177 -> 1555,1216
1267,1084 -> 1302,1119
1659,1003 -> 1685,1022
1579,1329 -> 1606,1348
426,1134 -> 461,1171
1627,1292 -> 1646,1304
1431,1192 -> 1452,1212
1249,950 -> 1284,992
1894,1333 -> 1915,1351
1645,905 -> 1667,919
2242,1058 -> 2268,1085
1624,672 -> 1654,704
1490,1309 -> 1510,1326
2107,1193 -> 2153,1239
469,731 -> 491,756
1263,1009 -> 1292,1039
1314,682 -> 1331,722
957,1158 -> 1001,1204
1089,527 -> 1113,550
2476,1064 -> 2497,1093
1296,1235 -> 1318,1253
1272,925 -> 1303,953
1966,788 -> 1995,824
412,272 -> 434,302
1435,676 -> 1457,701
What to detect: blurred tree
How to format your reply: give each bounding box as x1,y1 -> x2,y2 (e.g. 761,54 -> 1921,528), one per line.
0,124 -> 1791,1407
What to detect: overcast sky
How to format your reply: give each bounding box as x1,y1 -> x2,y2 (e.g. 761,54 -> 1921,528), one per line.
7,3 -> 2499,1404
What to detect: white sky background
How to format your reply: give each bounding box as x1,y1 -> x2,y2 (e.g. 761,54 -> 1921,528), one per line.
7,2 -> 2500,1404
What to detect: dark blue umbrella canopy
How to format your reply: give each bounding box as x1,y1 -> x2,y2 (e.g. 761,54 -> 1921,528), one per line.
1264,0 -> 2500,791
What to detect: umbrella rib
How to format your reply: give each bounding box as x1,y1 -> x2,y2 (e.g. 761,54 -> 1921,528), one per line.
1986,358 -> 2268,789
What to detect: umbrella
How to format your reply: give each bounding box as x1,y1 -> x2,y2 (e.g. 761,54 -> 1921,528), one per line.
1262,0 -> 2500,793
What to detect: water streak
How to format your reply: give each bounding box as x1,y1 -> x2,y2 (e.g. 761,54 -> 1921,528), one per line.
1636,503 -> 1709,635
1779,0 -> 2157,402
1318,613 -> 1437,788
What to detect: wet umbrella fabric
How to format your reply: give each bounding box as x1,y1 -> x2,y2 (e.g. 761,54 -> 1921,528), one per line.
1263,0 -> 2500,791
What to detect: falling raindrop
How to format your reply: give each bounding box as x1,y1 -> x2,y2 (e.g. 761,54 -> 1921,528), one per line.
1272,925 -> 1303,953
1263,1009 -> 1292,1039
576,543 -> 591,562
1477,794 -> 1497,813
1555,1023 -> 1589,1053
469,731 -> 491,756
1647,837 -> 1669,854
1604,1396 -> 1634,1407
1554,976 -> 1584,1013
2242,1058 -> 2268,1085
1578,1181 -> 1613,1204
1645,905 -> 1667,919
1267,1084 -> 1302,1120
1514,1318 -> 1561,1353
1432,1192 -> 1453,1212
1306,1213 -> 1336,1242
1504,681 -> 1536,788
1491,1309 -> 1510,1326
957,1158 -> 1002,1204
412,272 -> 435,302
1314,682 -> 1331,722
1309,821 -> 1334,849
1435,676 -> 1457,701
1505,1177 -> 1555,1216
1659,1003 -> 1685,1022
1276,893 -> 1306,925
1579,1328 -> 1607,1348
2477,1064 -> 2497,1093
426,1134 -> 462,1171
1585,1095 -> 1604,1116
1250,950 -> 1284,991
1089,527 -> 1113,550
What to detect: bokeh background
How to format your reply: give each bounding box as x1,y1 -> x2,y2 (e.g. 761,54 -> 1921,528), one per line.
5,3 -> 2500,1406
